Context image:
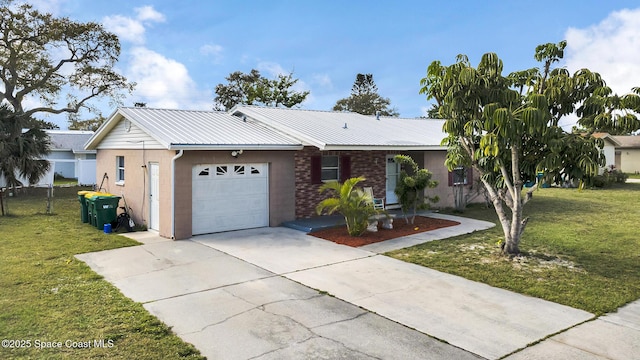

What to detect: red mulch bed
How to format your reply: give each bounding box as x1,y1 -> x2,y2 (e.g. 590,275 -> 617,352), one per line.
309,216 -> 460,247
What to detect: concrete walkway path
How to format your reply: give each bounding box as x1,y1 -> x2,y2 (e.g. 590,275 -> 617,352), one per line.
76,215 -> 639,359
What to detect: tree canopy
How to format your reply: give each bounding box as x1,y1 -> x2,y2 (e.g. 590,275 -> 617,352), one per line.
0,1 -> 134,118
213,69 -> 309,111
420,41 -> 640,255
333,73 -> 399,116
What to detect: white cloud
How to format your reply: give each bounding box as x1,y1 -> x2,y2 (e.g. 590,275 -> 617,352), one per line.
200,44 -> 224,63
103,15 -> 146,44
135,6 -> 165,24
312,73 -> 333,89
565,8 -> 640,95
257,61 -> 288,77
24,0 -> 65,14
126,47 -> 211,110
102,6 -> 165,45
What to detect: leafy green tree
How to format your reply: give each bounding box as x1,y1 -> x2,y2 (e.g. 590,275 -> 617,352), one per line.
0,1 -> 131,188
0,1 -> 134,118
393,155 -> 439,224
425,104 -> 443,119
333,73 -> 399,116
214,69 -> 309,110
316,177 -> 379,237
419,41 -> 640,255
67,114 -> 106,131
0,105 -> 50,190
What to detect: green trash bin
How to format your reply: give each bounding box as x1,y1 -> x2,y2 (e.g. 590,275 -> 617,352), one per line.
77,191 -> 91,223
92,196 -> 121,230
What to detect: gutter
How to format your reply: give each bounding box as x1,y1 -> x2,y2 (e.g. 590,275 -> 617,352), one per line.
170,149 -> 184,239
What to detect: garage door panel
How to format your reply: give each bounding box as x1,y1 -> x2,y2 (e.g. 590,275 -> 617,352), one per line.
192,163 -> 269,235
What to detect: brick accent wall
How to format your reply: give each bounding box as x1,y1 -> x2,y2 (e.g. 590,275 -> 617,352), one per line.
294,147 -> 413,218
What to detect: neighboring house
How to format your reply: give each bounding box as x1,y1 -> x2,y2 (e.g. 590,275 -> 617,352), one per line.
47,130 -> 97,185
612,135 -> 640,173
85,106 -> 478,240
0,130 -> 96,188
592,133 -> 621,173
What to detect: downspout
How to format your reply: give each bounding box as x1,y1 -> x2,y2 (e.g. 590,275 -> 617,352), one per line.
171,149 -> 184,239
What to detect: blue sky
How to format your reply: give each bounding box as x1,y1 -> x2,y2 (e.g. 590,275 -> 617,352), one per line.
26,0 -> 640,129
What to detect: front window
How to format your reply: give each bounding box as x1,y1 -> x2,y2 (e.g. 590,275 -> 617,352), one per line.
452,166 -> 468,185
321,156 -> 339,182
116,156 -> 125,183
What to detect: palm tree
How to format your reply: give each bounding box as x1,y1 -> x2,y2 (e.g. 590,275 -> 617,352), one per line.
0,105 -> 51,192
315,177 -> 379,236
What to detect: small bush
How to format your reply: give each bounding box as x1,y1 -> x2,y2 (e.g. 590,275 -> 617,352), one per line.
592,175 -> 607,188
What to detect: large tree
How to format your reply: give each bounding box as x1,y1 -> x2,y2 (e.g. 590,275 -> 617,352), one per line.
213,69 -> 309,110
420,41 -> 640,255
0,1 -> 132,187
333,73 -> 399,116
0,1 -> 133,118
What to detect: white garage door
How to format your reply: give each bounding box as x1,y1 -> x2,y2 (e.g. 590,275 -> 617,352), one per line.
192,163 -> 269,235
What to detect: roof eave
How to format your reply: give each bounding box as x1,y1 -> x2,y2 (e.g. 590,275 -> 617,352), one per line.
320,145 -> 447,151
168,144 -> 304,151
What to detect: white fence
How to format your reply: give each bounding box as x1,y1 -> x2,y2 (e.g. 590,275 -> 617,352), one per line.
0,159 -> 96,188
77,159 -> 96,185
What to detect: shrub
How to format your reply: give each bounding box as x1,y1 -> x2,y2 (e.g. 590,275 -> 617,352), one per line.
316,177 -> 380,236
591,175 -> 607,188
393,155 -> 439,224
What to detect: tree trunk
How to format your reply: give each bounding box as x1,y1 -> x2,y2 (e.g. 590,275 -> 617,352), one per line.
479,174 -> 524,256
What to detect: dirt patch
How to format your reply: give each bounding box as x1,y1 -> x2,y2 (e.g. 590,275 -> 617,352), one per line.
309,216 -> 460,247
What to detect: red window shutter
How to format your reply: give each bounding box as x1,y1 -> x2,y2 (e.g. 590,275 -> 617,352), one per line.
466,167 -> 473,186
311,156 -> 322,184
340,156 -> 351,182
448,170 -> 453,186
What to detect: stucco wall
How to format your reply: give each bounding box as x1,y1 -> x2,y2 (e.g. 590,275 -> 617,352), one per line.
95,149 -> 175,238
423,151 -> 481,209
620,149 -> 640,173
173,150 -> 296,240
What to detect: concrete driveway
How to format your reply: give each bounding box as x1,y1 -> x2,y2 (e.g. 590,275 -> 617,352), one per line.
76,225 -> 639,359
77,233 -> 479,359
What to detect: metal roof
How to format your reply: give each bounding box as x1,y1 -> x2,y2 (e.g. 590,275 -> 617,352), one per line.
86,107 -> 303,150
231,105 -> 447,150
46,130 -> 95,153
612,135 -> 640,148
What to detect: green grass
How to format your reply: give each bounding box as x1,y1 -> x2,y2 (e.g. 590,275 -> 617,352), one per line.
627,173 -> 640,179
0,187 -> 204,359
387,184 -> 640,315
53,177 -> 78,186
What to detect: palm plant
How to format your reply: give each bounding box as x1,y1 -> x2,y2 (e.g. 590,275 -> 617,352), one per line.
0,105 -> 51,192
316,177 -> 379,237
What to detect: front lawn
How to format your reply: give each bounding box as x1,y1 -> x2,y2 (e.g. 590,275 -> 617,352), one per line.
387,184 -> 640,315
0,187 -> 204,359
